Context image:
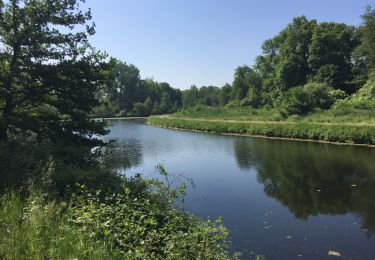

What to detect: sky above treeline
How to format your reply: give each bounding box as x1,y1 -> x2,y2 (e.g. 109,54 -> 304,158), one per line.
89,0 -> 373,90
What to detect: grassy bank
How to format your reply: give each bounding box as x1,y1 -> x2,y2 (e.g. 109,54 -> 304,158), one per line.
148,116 -> 375,145
174,105 -> 375,124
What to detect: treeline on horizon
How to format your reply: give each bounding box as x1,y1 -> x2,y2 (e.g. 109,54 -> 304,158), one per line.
96,6 -> 375,117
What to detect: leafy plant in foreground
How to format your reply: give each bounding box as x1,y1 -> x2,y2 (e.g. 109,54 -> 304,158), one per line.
69,166 -> 231,259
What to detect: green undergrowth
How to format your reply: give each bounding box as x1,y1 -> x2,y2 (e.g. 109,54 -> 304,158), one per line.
174,105 -> 375,124
175,106 -> 284,121
0,167 -> 233,259
148,117 -> 375,145
0,192 -> 122,259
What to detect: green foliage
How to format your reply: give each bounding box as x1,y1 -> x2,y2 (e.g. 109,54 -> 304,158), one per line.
0,167 -> 231,259
279,83 -> 346,115
240,89 -> 261,108
0,0 -> 107,148
353,6 -> 375,74
96,60 -> 182,117
148,117 -> 375,145
133,102 -> 148,117
182,85 -> 200,107
333,72 -> 375,110
231,66 -> 262,101
251,14 -> 362,109
274,16 -> 316,90
174,105 -> 284,121
173,103 -> 375,124
0,193 -> 122,259
181,84 -> 231,108
70,171 -> 230,259
0,138 -> 126,197
220,83 -> 233,106
106,58 -> 143,111
308,22 -> 358,92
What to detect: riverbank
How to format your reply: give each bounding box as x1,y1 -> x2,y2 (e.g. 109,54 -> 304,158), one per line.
148,117 -> 375,146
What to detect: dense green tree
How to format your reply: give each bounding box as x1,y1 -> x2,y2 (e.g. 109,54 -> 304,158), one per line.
275,17 -> 317,90
308,22 -> 358,93
254,17 -> 316,94
353,6 -> 375,78
181,84 -> 232,108
253,16 -> 360,106
95,63 -> 182,117
0,0 -> 106,147
182,85 -> 199,107
198,86 -> 221,106
106,58 -> 142,112
219,83 -> 232,106
231,66 -> 262,101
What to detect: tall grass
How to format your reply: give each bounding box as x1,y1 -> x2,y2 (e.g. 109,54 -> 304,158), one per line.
175,106 -> 284,121
148,117 -> 375,145
0,193 -> 121,259
174,105 -> 375,124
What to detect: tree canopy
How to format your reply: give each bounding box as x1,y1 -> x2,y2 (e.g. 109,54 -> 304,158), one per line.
0,0 -> 106,148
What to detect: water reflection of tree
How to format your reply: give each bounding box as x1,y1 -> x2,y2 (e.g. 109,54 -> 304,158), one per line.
102,138 -> 143,171
234,139 -> 375,234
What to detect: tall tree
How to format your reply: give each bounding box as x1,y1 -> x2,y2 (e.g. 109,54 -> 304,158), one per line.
106,58 -> 141,111
308,22 -> 358,93
275,16 -> 316,90
0,0 -> 106,147
353,6 -> 375,77
254,17 -> 316,92
231,66 -> 261,101
219,83 -> 232,106
182,85 -> 199,107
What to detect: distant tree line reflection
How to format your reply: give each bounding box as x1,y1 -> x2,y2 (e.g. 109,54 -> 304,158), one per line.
234,139 -> 375,234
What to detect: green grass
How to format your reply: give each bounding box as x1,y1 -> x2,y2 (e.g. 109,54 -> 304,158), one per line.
174,105 -> 375,124
0,193 -> 122,259
175,106 -> 284,121
148,116 -> 375,145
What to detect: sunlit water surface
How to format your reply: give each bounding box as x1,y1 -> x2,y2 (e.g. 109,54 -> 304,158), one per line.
104,119 -> 375,260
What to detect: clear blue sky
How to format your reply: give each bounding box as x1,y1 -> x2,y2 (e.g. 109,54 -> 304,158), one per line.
88,0 -> 372,90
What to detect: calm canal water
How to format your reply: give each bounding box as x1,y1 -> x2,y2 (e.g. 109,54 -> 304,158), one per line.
104,119 -> 375,260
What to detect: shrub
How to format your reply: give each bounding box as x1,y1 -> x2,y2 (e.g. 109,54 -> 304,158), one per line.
280,83 -> 346,115
333,72 -> 375,110
132,102 -> 148,116
70,173 -> 230,259
241,88 -> 262,108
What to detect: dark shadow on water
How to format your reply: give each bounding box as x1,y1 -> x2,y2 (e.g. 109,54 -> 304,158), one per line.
234,139 -> 375,235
